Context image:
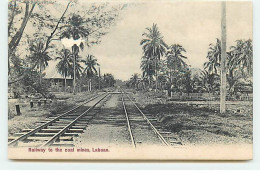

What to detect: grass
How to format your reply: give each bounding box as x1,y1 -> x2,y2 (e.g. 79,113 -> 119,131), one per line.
142,103 -> 252,145
129,89 -> 253,145
8,91 -> 99,135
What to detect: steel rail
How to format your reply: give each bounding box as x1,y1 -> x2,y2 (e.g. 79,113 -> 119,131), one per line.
41,93 -> 110,147
121,92 -> 136,148
125,93 -> 171,147
8,93 -> 106,146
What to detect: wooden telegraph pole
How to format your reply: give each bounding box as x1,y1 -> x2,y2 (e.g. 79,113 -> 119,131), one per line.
220,1 -> 227,113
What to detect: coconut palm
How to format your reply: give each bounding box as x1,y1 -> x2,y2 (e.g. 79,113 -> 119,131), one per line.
204,39 -> 242,94
68,56 -> 83,79
129,73 -> 139,89
138,77 -> 149,90
140,56 -> 155,87
199,70 -> 220,94
55,49 -> 73,92
67,46 -> 83,81
226,67 -> 242,96
82,55 -> 98,91
230,39 -> 253,78
140,23 -> 167,91
204,38 -> 222,74
157,73 -> 168,90
225,51 -> 244,96
103,73 -> 115,87
60,14 -> 90,41
166,44 -> 187,84
60,14 -> 89,94
28,39 -> 52,84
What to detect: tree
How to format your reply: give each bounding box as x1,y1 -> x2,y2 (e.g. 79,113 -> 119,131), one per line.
190,74 -> 202,93
226,67 -> 242,96
157,73 -> 168,90
56,49 -> 73,92
199,70 -> 220,94
68,48 -> 83,80
103,73 -> 115,87
8,0 -> 36,73
129,73 -> 140,89
60,14 -> 89,94
82,55 -> 98,91
61,14 -> 90,41
166,44 -> 187,85
138,77 -> 150,90
8,0 -> 72,84
204,38 -> 222,74
230,39 -> 253,79
27,39 -> 52,84
8,1 -> 123,86
140,23 -> 167,91
140,56 -> 155,87
181,69 -> 193,93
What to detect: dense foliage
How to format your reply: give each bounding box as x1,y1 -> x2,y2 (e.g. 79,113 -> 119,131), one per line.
8,0 -> 123,97
127,24 -> 253,96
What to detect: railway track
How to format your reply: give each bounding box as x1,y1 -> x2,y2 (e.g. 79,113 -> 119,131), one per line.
8,92 -> 110,147
121,92 -> 182,148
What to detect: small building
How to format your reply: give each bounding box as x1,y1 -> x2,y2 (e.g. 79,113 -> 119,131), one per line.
43,62 -> 73,92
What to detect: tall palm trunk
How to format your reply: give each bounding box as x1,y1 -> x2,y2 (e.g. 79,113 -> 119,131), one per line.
72,45 -> 76,95
87,79 -> 90,91
155,58 -> 158,92
170,68 -> 172,84
64,75 -> 67,92
148,76 -> 151,89
169,68 -> 172,95
89,78 -> 92,91
39,62 -> 42,85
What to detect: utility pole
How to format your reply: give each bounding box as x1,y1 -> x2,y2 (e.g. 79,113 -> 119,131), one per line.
220,1 -> 227,113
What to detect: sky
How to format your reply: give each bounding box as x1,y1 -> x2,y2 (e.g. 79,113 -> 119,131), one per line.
49,0 -> 253,81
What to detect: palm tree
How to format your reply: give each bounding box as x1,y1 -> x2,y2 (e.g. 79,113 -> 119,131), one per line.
68,55 -> 83,79
139,77 -> 149,90
140,23 -> 167,91
166,44 -> 187,85
157,73 -> 168,90
204,38 -> 221,74
230,39 -> 253,78
103,73 -> 115,87
204,39 -> 243,96
140,56 -> 155,87
129,73 -> 139,89
65,45 -> 83,85
226,68 -> 242,96
28,39 -> 52,84
224,51 -> 236,95
60,14 -> 89,94
55,49 -> 73,92
82,55 -> 98,91
60,14 -> 90,41
199,70 -> 220,94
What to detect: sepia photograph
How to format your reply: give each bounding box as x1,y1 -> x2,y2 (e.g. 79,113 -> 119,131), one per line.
7,0 -> 253,160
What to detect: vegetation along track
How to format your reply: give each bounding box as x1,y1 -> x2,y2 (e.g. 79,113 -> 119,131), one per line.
8,92 -> 110,147
121,92 -> 182,148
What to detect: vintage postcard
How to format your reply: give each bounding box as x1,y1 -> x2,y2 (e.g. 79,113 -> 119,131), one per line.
8,0 -> 253,160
